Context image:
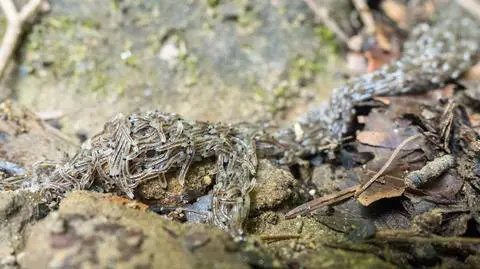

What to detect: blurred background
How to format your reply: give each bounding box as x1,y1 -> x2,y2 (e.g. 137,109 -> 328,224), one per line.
0,0 -> 350,142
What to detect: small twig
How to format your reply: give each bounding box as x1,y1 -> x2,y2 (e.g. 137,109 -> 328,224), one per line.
404,154 -> 455,188
285,185 -> 359,219
303,0 -> 350,44
259,234 -> 301,243
456,0 -> 480,20
440,101 -> 456,153
352,0 -> 376,35
354,133 -> 423,197
0,0 -> 48,80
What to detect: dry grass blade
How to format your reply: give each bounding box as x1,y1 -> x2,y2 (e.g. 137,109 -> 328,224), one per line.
260,234 -> 301,243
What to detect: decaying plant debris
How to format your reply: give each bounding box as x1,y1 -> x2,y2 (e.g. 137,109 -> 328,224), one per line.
275,16 -> 480,164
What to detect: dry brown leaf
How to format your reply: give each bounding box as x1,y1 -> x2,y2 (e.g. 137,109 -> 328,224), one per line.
422,172 -> 463,201
357,131 -> 389,146
357,129 -> 423,151
356,170 -> 406,206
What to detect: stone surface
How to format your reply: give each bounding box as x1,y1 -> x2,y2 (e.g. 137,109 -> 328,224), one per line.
0,191 -> 40,269
250,159 -> 298,213
19,191 -> 273,269
0,101 -> 77,170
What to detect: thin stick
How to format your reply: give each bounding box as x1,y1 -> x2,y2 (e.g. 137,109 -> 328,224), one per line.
354,133 -> 422,197
456,0 -> 480,20
303,0 -> 350,44
0,0 -> 48,80
285,184 -> 359,219
439,101 -> 456,153
352,0 -> 376,34
260,234 -> 301,242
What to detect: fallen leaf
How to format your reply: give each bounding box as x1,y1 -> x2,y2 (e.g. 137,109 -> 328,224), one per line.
357,111 -> 424,151
356,168 -> 406,206
420,171 -> 464,201
357,131 -> 388,146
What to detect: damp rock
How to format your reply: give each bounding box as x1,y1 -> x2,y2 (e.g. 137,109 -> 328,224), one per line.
250,160 -> 298,214
246,211 -> 281,233
0,191 -> 40,269
410,209 -> 443,234
0,101 -> 77,170
311,164 -> 351,193
20,191 -> 262,269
